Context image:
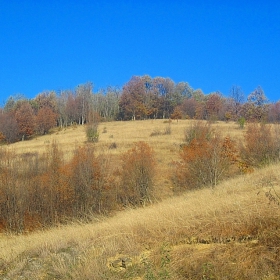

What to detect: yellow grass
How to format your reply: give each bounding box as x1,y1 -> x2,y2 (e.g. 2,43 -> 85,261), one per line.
5,119 -> 245,157
0,120 -> 279,279
0,164 -> 279,279
5,119 -> 246,198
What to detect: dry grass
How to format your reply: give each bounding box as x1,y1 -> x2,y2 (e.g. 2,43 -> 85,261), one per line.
5,119 -> 244,157
0,163 -> 279,279
0,120 -> 279,279
3,120 -> 246,198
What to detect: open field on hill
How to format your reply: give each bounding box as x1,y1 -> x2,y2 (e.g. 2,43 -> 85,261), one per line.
5,119 -> 246,198
0,120 -> 279,279
7,119 -> 245,157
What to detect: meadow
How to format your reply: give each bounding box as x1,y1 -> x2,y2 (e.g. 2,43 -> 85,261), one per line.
6,119 -> 245,198
0,119 -> 279,279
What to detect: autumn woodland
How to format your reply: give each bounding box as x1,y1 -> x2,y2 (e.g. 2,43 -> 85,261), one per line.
0,76 -> 280,279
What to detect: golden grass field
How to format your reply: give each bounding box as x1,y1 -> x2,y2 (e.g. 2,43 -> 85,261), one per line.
0,120 -> 279,279
6,119 -> 245,198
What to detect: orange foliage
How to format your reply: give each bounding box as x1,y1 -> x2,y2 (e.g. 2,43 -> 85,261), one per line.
173,126 -> 238,192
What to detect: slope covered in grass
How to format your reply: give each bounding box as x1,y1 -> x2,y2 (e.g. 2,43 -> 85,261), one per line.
0,163 -> 279,279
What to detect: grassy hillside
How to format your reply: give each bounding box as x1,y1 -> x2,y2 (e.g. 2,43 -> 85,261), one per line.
0,120 -> 279,279
6,119 -> 245,198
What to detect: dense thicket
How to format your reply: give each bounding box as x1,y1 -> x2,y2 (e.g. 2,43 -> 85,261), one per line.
0,141 -> 156,232
1,76 -> 279,143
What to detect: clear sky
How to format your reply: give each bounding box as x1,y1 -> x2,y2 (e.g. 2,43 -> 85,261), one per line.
1,0 -> 280,106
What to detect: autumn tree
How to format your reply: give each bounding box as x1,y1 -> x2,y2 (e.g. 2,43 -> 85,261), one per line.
33,91 -> 58,114
180,98 -> 198,119
3,94 -> 26,113
65,91 -> 80,125
268,101 -> 280,123
119,76 -> 147,120
171,106 -> 183,121
239,102 -> 269,122
153,77 -> 175,119
0,112 -> 19,143
36,106 -> 57,135
15,101 -> 35,140
192,89 -> 205,102
205,92 -> 224,121
37,141 -> 71,225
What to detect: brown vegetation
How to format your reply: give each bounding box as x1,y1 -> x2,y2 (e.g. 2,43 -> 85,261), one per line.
0,119 -> 279,279
0,164 -> 279,279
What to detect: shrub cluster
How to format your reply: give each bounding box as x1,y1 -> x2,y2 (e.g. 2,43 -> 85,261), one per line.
0,141 -> 155,232
86,111 -> 100,142
150,125 -> 171,136
240,123 -> 280,167
118,141 -> 156,206
172,122 -> 238,192
172,121 -> 280,193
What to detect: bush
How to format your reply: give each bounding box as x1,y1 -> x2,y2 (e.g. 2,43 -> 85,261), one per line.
86,123 -> 99,142
86,111 -> 100,142
119,142 -> 156,206
150,128 -> 162,137
172,122 -> 238,192
240,123 -> 280,167
68,145 -> 115,215
150,126 -> 171,137
237,117 -> 246,129
163,125 -> 171,135
0,141 -> 117,232
109,142 -> 117,149
184,121 -> 212,145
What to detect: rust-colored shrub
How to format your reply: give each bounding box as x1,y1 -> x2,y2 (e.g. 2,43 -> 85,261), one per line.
173,123 -> 238,192
240,123 -> 280,167
68,144 -> 115,216
119,141 -> 156,206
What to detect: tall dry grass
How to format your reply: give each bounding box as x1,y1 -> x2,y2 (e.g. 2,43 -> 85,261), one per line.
0,163 -> 279,279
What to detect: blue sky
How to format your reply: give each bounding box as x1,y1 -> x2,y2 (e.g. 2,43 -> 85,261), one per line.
1,0 -> 280,105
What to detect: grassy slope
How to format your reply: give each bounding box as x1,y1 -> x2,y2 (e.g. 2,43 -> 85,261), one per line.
0,120 -> 279,279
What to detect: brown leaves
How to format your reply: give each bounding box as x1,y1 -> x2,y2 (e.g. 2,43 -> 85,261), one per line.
173,123 -> 239,191
36,106 -> 57,135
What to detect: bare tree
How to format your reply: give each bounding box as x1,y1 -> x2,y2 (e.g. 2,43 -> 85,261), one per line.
229,85 -> 244,119
247,86 -> 268,106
